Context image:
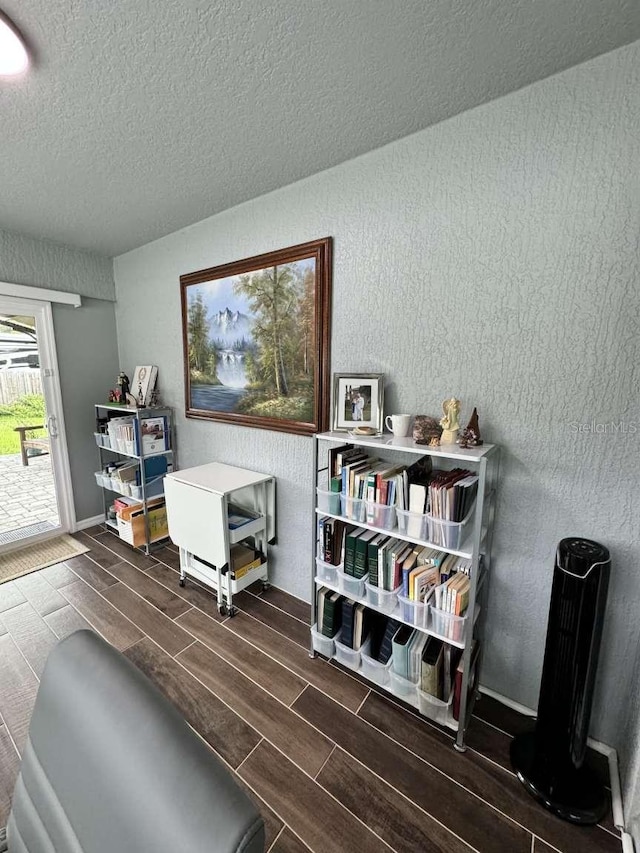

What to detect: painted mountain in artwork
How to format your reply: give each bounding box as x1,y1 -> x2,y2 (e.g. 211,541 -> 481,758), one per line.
210,307 -> 253,347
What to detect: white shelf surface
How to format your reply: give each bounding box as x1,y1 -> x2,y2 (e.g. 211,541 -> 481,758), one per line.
314,508 -> 474,559
316,430 -> 495,462
100,445 -> 173,461
95,403 -> 172,415
166,461 -> 273,494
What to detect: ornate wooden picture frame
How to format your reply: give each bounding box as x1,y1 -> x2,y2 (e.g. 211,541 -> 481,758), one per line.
180,237 -> 332,435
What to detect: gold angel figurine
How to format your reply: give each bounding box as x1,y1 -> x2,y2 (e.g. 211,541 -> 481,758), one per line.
440,397 -> 461,444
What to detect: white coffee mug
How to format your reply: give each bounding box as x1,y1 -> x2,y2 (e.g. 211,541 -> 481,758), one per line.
385,414 -> 413,437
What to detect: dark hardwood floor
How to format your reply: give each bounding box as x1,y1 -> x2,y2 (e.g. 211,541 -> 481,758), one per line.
0,528 -> 623,852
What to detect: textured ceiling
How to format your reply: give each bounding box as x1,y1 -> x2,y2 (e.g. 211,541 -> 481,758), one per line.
1,0 -> 638,257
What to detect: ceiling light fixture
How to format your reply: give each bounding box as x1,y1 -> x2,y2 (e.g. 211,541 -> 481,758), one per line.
0,11 -> 29,77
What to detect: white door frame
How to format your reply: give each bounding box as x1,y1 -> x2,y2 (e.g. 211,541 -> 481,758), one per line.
0,295 -> 76,545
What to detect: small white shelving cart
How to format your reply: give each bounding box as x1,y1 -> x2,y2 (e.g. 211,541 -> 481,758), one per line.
94,403 -> 175,555
310,430 -> 500,752
164,462 -> 276,616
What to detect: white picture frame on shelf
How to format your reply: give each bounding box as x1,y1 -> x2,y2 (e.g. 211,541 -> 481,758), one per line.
132,365 -> 158,407
332,373 -> 384,432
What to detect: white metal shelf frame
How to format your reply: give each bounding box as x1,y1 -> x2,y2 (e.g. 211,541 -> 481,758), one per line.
95,404 -> 175,555
310,430 -> 500,751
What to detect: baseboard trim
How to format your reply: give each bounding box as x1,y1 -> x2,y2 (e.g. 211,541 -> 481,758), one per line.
72,514 -> 104,532
478,684 -> 627,834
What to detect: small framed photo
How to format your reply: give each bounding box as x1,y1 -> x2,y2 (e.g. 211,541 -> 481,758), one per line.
332,373 -> 384,432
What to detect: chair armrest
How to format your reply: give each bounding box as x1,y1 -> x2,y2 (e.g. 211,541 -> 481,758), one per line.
13,425 -> 45,434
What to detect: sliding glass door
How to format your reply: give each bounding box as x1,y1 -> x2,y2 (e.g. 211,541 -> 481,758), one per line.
0,296 -> 74,551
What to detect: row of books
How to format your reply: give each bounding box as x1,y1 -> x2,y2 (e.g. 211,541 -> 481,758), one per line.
104,415 -> 170,456
317,587 -> 400,661
393,627 -> 479,720
427,469 -> 478,522
434,573 -> 471,616
327,444 -> 434,512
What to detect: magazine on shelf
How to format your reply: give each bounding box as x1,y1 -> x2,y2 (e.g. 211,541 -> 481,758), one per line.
135,416 -> 168,456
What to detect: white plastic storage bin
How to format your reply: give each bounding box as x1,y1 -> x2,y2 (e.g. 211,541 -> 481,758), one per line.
364,501 -> 396,529
417,686 -> 454,726
340,494 -> 366,523
389,669 -> 419,700
311,623 -> 338,658
430,604 -> 467,645
395,508 -> 429,541
427,509 -> 473,550
337,568 -> 367,599
333,636 -> 365,671
315,556 -> 339,586
129,477 -> 165,502
93,432 -> 103,447
111,479 -> 131,497
94,471 -> 107,488
397,594 -> 429,629
360,647 -> 393,687
365,582 -> 401,614
316,487 -> 341,515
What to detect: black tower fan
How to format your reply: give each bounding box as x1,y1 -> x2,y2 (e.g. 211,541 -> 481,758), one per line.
510,537 -> 611,824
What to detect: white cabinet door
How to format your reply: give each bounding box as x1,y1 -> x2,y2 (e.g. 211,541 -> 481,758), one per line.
164,477 -> 227,568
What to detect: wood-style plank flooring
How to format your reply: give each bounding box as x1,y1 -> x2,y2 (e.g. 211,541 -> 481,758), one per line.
0,528 -> 623,853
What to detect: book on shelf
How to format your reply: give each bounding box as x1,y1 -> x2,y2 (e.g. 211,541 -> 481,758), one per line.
352,602 -> 369,650
408,631 -> 429,683
340,598 -> 356,648
376,617 -> 401,664
344,528 -> 366,575
367,534 -> 389,586
421,637 -> 444,697
391,625 -> 414,679
354,529 -> 377,579
321,590 -> 343,638
453,640 -> 480,721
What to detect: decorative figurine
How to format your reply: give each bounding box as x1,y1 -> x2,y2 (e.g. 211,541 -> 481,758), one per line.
413,415 -> 442,446
458,407 -> 483,448
108,389 -> 117,403
440,397 -> 461,444
116,372 -> 131,405
149,388 -> 160,408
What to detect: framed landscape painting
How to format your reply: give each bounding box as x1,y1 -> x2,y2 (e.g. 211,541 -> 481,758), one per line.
180,237 -> 332,435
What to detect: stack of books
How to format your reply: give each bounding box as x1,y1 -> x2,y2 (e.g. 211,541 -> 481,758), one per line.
318,517 -> 351,566
317,587 -> 343,638
427,469 -> 478,521
434,573 -> 471,616
392,626 -> 428,682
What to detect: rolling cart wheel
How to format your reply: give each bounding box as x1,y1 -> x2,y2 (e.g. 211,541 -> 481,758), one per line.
261,581 -> 271,592
227,606 -> 237,618
179,577 -> 186,587
218,603 -> 227,616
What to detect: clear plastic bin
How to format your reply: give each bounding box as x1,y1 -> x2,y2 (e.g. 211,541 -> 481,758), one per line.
316,487 -> 341,515
360,647 -> 393,687
417,686 -> 454,726
365,582 -> 401,614
429,603 -> 467,645
124,439 -> 136,455
340,493 -> 366,523
395,508 -> 429,540
94,432 -> 103,447
315,556 -> 339,585
129,477 -> 165,502
94,471 -> 107,488
337,568 -> 367,599
111,479 -> 131,497
427,508 -> 474,550
389,669 -> 419,700
310,623 -> 338,658
365,501 -> 396,529
334,636 -> 365,671
397,593 -> 429,629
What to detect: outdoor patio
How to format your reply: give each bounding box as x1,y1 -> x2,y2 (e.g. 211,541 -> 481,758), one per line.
0,452 -> 59,535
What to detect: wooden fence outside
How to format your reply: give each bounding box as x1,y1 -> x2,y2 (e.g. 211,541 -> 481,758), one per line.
0,370 -> 43,406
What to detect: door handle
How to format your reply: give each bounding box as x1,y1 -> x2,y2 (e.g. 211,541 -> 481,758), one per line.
48,414 -> 58,438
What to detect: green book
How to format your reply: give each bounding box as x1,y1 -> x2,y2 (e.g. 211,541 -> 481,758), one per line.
354,529 -> 377,579
344,528 -> 364,576
329,476 -> 342,514
321,591 -> 343,637
367,534 -> 388,587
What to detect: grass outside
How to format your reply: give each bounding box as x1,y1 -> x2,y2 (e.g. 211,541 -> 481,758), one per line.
0,395 -> 46,455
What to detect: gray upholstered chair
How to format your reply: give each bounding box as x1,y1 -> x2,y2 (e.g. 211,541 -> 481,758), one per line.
0,630 -> 264,853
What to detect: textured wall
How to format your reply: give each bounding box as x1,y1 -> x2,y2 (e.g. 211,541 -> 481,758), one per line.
0,229 -> 119,522
114,41 -> 639,759
0,228 -> 114,300
52,299 -> 120,522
